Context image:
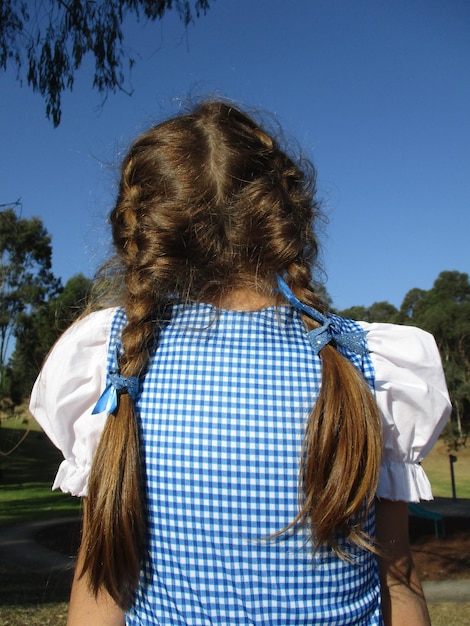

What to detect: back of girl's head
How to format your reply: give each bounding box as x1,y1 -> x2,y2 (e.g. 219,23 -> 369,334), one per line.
84,102 -> 381,610
110,100 -> 320,305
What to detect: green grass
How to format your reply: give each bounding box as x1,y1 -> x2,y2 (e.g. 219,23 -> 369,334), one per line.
423,439 -> 470,499
428,603 -> 470,625
0,409 -> 77,623
0,410 -> 81,526
1,407 -> 469,624
0,605 -> 68,626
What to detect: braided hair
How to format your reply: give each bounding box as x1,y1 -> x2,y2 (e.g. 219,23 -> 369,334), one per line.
81,101 -> 381,609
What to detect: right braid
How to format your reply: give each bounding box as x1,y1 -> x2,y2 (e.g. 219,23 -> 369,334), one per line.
282,263 -> 382,553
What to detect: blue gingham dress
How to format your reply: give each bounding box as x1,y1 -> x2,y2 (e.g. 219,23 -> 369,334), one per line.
106,303 -> 383,625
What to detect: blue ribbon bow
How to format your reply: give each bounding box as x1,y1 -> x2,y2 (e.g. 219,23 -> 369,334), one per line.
276,275 -> 368,356
92,372 -> 140,415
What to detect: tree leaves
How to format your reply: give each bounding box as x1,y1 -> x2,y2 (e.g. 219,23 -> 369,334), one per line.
1,0 -> 211,126
9,271 -> 92,399
0,207 -> 62,397
0,0 -> 28,71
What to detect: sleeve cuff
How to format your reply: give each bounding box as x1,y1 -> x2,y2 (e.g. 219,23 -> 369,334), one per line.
52,459 -> 90,497
376,459 -> 434,502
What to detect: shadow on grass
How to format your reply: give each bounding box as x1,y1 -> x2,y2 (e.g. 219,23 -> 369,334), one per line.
0,424 -> 79,612
0,518 -> 80,611
0,427 -> 64,486
0,561 -> 74,607
0,426 -> 81,526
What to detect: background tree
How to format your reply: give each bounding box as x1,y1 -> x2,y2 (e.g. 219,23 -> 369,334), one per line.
313,282 -> 333,309
396,287 -> 426,323
10,272 -> 93,400
1,0 -> 211,126
399,271 -> 470,446
338,301 -> 398,323
0,207 -> 61,398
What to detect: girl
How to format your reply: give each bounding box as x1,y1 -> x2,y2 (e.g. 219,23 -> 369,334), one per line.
31,100 -> 451,625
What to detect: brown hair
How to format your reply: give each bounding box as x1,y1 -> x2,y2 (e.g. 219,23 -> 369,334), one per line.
81,100 -> 381,609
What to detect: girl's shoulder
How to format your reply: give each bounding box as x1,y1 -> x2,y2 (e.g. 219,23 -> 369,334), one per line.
355,321 -> 452,502
29,307 -> 119,497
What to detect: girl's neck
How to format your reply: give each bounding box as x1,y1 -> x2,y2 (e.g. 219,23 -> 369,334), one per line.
214,288 -> 278,311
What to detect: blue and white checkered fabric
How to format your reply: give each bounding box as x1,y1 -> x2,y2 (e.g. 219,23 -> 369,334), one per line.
107,304 -> 382,625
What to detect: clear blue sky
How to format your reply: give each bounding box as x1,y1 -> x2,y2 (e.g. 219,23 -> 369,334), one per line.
1,0 -> 469,310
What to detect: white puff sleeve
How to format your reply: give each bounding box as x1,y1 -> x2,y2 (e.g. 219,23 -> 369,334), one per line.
358,322 -> 452,502
29,308 -> 117,497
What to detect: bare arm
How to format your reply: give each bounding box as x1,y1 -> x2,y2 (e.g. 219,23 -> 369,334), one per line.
375,499 -> 430,626
67,500 -> 126,626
